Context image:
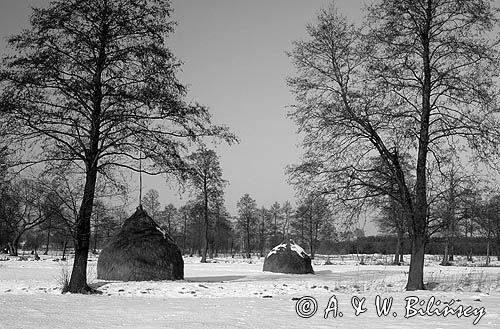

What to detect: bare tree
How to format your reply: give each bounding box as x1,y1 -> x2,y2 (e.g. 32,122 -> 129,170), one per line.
1,178 -> 53,256
0,0 -> 234,292
142,189 -> 161,221
187,148 -> 227,263
376,198 -> 407,264
159,203 -> 178,236
236,194 -> 258,258
268,202 -> 283,247
292,194 -> 331,259
287,2 -> 500,290
282,201 -> 293,241
257,207 -> 270,257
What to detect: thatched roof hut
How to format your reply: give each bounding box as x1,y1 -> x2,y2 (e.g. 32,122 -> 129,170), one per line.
263,239 -> 314,274
97,206 -> 183,281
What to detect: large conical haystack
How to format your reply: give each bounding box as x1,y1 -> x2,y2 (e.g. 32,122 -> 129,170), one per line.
263,239 -> 314,274
97,206 -> 183,281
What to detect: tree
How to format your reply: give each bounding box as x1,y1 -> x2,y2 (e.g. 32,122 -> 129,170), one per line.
210,197 -> 233,257
178,203 -> 191,251
282,201 -> 293,241
187,148 -> 226,262
236,194 -> 258,258
292,195 -> 331,258
427,161 -> 478,265
268,202 -> 283,247
159,203 -> 178,236
0,0 -> 235,292
1,178 -> 53,256
182,200 -> 205,256
142,189 -> 161,221
287,2 -> 500,290
257,207 -> 270,257
479,193 -> 500,262
91,199 -> 113,253
376,198 -> 407,264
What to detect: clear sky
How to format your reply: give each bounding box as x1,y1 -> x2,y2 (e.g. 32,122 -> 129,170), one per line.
0,0 -> 377,234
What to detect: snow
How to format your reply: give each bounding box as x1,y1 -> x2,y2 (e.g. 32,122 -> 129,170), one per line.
267,240 -> 309,259
1,254 -> 500,328
155,226 -> 167,239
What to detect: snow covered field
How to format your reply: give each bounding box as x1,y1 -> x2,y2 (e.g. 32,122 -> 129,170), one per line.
1,254 -> 500,328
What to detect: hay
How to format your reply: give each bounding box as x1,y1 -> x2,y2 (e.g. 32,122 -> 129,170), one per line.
97,206 -> 183,281
263,239 -> 314,274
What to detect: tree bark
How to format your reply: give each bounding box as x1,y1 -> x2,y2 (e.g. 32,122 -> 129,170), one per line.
406,234 -> 426,290
441,239 -> 450,266
67,166 -> 98,293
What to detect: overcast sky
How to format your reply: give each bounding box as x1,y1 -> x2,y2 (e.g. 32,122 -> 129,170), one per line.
0,0 -> 377,234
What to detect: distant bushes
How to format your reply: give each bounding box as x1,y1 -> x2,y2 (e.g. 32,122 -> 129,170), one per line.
319,235 -> 496,256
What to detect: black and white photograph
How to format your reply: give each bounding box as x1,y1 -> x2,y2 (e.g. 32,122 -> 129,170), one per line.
1,0 -> 500,327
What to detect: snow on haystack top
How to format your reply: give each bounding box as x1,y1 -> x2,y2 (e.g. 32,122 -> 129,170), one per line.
156,226 -> 167,239
266,239 -> 309,259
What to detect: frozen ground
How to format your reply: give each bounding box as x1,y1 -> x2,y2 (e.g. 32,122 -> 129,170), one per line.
1,253 -> 500,328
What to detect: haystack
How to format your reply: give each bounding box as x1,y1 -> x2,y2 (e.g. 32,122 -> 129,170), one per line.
97,206 -> 183,281
263,239 -> 314,274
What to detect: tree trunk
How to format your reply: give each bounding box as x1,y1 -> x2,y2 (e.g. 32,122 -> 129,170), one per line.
406,234 -> 426,290
394,234 -> 401,265
209,241 -> 214,259
9,234 -> 22,256
67,166 -> 98,293
62,240 -> 68,260
441,239 -> 450,266
93,213 -> 98,254
201,179 -> 208,263
183,213 -> 187,252
486,240 -> 490,266
44,221 -> 51,255
497,238 -> 500,261
467,248 -> 473,262
246,219 -> 251,258
7,241 -> 16,256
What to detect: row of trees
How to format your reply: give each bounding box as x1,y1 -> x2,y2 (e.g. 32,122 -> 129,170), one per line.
235,194 -> 336,259
0,171 -> 338,263
140,191 -> 338,259
0,168 -> 126,258
373,156 -> 500,266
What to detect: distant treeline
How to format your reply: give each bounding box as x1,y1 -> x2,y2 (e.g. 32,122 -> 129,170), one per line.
319,235 -> 497,257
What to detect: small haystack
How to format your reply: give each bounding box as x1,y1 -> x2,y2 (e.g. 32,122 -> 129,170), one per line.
263,239 -> 314,274
97,206 -> 183,281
